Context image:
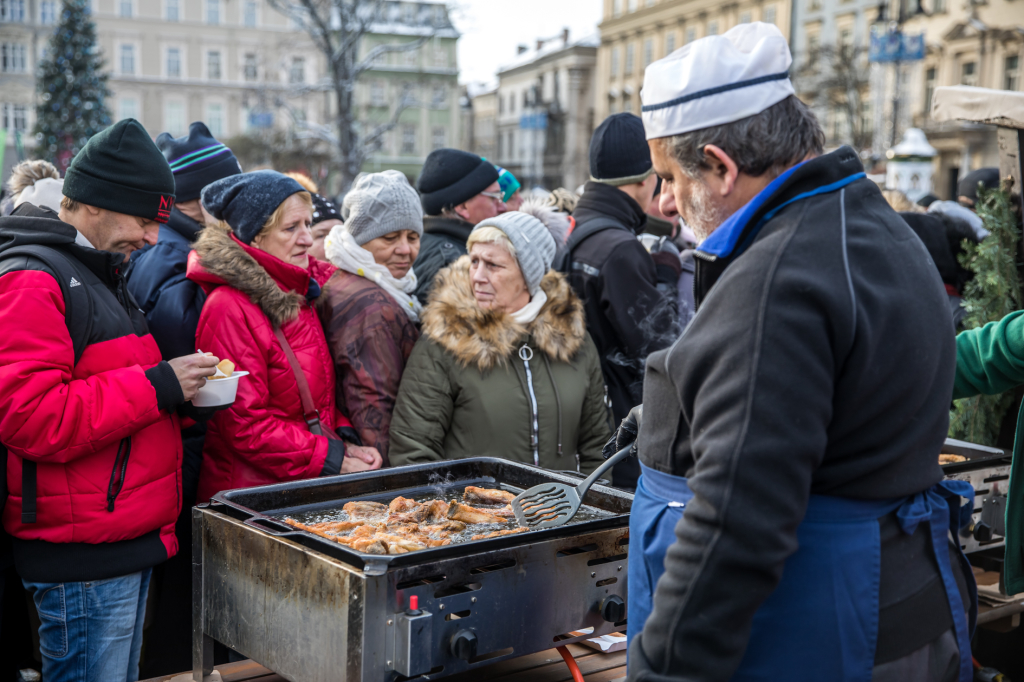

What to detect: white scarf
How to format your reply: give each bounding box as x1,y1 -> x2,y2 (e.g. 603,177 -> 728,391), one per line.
323,225 -> 423,321
510,289 -> 547,324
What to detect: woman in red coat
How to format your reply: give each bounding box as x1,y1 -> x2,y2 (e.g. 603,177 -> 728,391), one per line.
187,170 -> 381,502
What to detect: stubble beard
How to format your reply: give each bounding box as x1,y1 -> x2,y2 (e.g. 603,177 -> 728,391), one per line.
684,179 -> 729,244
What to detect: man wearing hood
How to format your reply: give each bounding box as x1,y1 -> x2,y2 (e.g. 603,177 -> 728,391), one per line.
625,23 -> 974,682
0,119 -> 218,682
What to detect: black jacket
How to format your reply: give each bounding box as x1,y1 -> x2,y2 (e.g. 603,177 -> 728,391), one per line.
630,148 -> 960,679
569,182 -> 678,486
412,215 -> 473,302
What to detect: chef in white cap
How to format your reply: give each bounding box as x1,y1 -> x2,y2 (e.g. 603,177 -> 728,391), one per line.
619,22 -> 977,682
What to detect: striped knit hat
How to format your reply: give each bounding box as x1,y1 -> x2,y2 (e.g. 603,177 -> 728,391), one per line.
156,122 -> 242,203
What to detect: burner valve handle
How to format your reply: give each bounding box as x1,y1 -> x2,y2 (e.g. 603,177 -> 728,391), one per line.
600,595 -> 626,623
450,629 -> 478,661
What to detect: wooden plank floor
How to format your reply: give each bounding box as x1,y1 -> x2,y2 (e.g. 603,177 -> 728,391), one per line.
144,644 -> 626,682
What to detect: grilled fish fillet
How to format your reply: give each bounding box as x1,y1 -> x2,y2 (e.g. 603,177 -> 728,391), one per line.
463,486 -> 516,505
471,528 -> 529,541
447,501 -> 505,525
389,496 -> 420,514
343,501 -> 388,520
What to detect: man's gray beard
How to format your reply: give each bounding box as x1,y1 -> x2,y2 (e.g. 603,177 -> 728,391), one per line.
685,180 -> 729,244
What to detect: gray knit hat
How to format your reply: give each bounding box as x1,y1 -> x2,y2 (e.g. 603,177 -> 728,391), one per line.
471,210 -> 557,296
342,170 -> 423,246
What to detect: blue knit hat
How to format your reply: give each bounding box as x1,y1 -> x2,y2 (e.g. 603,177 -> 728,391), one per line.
157,122 -> 242,203
201,170 -> 307,245
494,164 -> 521,203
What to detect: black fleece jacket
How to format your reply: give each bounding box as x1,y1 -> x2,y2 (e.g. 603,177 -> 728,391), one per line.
412,215 -> 474,302
630,148 -> 958,679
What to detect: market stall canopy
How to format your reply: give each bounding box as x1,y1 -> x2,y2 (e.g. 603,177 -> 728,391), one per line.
931,85 -> 1024,129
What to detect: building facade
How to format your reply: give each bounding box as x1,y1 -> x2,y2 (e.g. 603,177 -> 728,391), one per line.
595,0 -> 792,124
1,0 -> 459,185
493,30 -> 597,192
460,82 -> 497,161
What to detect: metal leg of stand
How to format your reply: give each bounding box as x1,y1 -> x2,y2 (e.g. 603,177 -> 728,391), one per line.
192,506 -> 215,681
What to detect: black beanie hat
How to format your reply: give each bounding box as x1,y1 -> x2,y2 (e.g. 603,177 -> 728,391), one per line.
201,170 -> 306,245
957,167 -> 999,204
156,121 -> 242,203
416,149 -> 499,216
311,193 -> 340,225
63,119 -> 176,223
589,113 -> 653,186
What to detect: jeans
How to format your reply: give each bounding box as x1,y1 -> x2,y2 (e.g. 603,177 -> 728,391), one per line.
23,569 -> 152,682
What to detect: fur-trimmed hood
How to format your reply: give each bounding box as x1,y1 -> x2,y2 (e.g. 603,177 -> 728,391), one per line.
187,223 -> 333,327
422,255 -> 586,371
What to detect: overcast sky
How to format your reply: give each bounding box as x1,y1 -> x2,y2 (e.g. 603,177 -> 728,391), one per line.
451,0 -> 604,86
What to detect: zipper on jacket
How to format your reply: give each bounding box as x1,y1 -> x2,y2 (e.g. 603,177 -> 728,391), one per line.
541,354 -> 569,468
106,437 -> 132,512
519,344 -> 540,467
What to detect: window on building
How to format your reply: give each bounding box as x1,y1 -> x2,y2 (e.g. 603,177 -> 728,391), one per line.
404,45 -> 418,65
623,93 -> 633,114
400,81 -> 415,104
609,97 -> 618,115
370,80 -> 386,106
0,0 -> 26,23
628,0 -> 637,11
610,46 -> 620,76
207,102 -> 224,136
1006,55 -> 1020,91
498,95 -> 504,115
431,84 -> 447,108
707,20 -> 718,36
645,0 -> 654,6
167,47 -> 181,78
289,56 -> 305,84
206,0 -> 219,24
763,5 -> 776,24
119,0 -> 131,17
839,28 -> 853,49
924,66 -> 937,116
613,0 -> 622,16
859,98 -> 871,137
208,51 -> 221,80
433,41 -> 447,66
1,43 -> 26,72
120,44 -> 134,74
165,101 -> 185,135
118,96 -> 137,121
431,126 -> 445,150
665,31 -> 676,54
806,31 -> 820,67
431,4 -> 445,26
740,11 -> 752,22
243,0 -> 257,26
509,93 -> 515,113
643,38 -> 653,67
932,0 -> 945,11
40,0 -> 56,24
401,125 -> 416,154
685,26 -> 696,43
961,61 -> 977,87
165,0 -> 178,20
402,3 -> 415,24
2,104 -> 27,132
625,43 -> 635,74
244,53 -> 257,81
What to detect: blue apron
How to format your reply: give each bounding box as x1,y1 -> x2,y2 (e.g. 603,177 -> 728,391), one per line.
627,463 -> 977,681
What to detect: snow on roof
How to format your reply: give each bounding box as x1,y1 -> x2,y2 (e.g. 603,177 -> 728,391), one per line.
465,80 -> 497,98
497,31 -> 599,73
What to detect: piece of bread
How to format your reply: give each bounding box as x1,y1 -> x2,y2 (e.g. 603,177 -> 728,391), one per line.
216,359 -> 235,377
938,453 -> 966,464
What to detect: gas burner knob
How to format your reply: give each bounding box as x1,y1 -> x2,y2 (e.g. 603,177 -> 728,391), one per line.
450,629 -> 478,661
974,521 -> 994,542
600,595 -> 626,623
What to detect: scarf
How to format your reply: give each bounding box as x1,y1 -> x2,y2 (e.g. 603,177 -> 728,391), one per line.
510,289 -> 547,324
324,225 -> 423,321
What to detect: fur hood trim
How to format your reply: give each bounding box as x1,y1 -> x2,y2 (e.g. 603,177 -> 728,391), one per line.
192,223 -> 305,327
422,256 -> 586,370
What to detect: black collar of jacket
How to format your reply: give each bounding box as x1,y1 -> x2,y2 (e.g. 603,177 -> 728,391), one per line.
572,180 -> 648,235
0,203 -> 131,285
423,215 -> 474,242
166,207 -> 204,243
694,146 -> 864,308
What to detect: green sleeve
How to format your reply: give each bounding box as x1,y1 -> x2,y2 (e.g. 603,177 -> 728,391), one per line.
388,338 -> 454,467
954,310 -> 1024,400
575,336 -> 613,474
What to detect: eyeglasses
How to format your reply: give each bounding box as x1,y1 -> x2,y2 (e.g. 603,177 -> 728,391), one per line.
480,191 -> 505,203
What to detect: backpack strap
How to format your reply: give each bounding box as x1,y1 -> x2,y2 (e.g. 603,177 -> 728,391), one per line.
0,244 -> 94,523
557,217 -> 626,275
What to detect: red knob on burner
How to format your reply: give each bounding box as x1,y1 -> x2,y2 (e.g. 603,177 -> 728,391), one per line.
409,595 -> 419,611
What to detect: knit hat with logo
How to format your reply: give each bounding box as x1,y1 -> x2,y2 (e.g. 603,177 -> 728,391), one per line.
472,209 -> 557,296
63,119 -> 177,223
156,121 -> 242,203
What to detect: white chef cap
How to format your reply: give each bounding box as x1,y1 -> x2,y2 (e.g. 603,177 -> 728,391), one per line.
641,22 -> 795,140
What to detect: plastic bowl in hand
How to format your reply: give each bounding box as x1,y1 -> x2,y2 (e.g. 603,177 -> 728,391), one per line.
192,371 -> 249,408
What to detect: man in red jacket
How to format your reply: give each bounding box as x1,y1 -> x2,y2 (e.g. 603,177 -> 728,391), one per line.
0,119 -> 218,682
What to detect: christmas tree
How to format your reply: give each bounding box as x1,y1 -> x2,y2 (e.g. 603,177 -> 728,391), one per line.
34,0 -> 112,172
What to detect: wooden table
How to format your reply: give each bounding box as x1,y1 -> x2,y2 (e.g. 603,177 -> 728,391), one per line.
144,643 -> 627,682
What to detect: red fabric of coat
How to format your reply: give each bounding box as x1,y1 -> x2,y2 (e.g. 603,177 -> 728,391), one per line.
187,226 -> 349,502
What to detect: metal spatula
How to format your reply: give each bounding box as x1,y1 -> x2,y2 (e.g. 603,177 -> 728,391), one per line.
512,444 -> 633,529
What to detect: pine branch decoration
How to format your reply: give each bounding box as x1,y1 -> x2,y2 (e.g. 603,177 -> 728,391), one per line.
949,179 -> 1022,446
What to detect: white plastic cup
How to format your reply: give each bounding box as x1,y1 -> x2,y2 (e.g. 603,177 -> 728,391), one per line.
192,371 -> 249,407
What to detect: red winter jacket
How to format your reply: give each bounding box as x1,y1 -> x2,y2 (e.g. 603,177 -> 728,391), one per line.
187,226 -> 350,502
0,205 -> 185,583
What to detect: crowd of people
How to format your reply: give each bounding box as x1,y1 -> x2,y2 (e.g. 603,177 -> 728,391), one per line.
1,19 -> 1022,682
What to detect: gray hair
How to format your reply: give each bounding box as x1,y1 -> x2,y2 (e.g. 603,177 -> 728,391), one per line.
663,95 -> 825,181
